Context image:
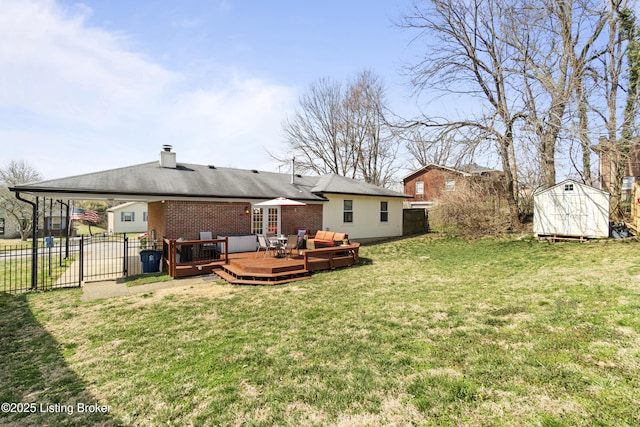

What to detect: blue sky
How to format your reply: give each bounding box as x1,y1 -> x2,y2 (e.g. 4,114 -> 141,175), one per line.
1,0 -> 426,180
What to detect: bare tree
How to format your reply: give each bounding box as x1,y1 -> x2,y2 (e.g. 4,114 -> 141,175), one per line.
504,0 -> 608,188
576,0 -> 638,220
400,0 -> 638,228
405,128 -> 461,168
279,77 -> 352,177
276,70 -> 402,188
400,0 -> 526,225
0,160 -> 42,240
346,70 -> 403,187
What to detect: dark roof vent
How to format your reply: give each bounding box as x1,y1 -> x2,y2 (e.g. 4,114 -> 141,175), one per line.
208,165 -> 216,169
252,169 -> 259,174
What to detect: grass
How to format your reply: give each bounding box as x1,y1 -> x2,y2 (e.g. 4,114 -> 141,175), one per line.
122,272 -> 173,287
0,254 -> 76,292
2,234 -> 640,426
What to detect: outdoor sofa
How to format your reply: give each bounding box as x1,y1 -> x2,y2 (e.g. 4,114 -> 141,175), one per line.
306,230 -> 348,249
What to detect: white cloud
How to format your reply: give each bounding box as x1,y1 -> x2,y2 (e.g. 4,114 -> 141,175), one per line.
0,0 -> 297,179
0,0 -> 175,126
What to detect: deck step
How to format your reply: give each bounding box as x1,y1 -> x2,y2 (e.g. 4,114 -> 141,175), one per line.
229,258 -> 306,274
222,264 -> 309,280
216,268 -> 311,286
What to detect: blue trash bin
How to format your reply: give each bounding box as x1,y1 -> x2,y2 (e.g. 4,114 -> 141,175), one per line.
140,250 -> 163,273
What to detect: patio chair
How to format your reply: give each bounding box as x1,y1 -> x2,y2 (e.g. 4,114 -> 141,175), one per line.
283,234 -> 299,259
296,228 -> 307,250
256,235 -> 278,259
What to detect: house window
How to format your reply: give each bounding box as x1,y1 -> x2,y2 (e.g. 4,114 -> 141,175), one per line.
121,212 -> 135,222
49,217 -> 63,230
0,218 -> 4,236
416,181 -> 424,195
343,200 -> 353,223
622,176 -> 635,191
564,183 -> 574,191
143,212 -> 148,222
380,201 -> 388,222
445,178 -> 456,192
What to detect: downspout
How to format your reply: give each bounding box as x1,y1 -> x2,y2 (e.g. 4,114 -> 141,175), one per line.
15,192 -> 38,290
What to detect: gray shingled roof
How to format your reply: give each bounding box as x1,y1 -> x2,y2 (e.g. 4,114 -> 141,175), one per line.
10,161 -> 405,201
312,174 -> 405,197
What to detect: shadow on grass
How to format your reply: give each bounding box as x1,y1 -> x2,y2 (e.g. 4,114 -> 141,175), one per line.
0,293 -> 121,426
358,256 -> 374,266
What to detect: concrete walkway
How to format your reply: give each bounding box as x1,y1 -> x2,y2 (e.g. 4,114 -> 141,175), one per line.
81,274 -> 221,301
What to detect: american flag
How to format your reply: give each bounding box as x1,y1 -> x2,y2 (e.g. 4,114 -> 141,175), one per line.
70,208 -> 100,224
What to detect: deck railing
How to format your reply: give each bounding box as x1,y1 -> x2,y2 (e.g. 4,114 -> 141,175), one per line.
163,237 -> 229,278
302,242 -> 360,271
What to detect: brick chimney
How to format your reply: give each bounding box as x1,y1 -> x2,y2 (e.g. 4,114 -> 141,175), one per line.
159,145 -> 176,168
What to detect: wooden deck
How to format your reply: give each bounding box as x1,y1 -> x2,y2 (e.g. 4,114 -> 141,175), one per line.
163,238 -> 360,285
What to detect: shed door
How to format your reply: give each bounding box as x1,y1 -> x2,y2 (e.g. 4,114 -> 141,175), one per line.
565,186 -> 590,235
549,183 -> 589,236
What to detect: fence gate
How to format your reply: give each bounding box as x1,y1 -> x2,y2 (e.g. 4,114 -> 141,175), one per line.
1,234 -> 143,294
80,235 -> 142,282
403,208 -> 429,235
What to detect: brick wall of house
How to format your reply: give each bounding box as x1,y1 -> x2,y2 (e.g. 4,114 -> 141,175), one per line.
161,201 -> 250,239
281,204 -> 323,235
403,168 -> 465,203
150,200 -> 324,240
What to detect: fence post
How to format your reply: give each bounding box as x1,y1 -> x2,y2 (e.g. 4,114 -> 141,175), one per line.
79,235 -> 84,287
124,236 -> 129,277
15,192 -> 38,290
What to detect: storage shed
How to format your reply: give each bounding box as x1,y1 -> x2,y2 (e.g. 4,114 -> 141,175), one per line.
533,180 -> 610,238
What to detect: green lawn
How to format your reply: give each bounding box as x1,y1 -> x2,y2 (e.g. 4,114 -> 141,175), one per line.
1,235 -> 640,426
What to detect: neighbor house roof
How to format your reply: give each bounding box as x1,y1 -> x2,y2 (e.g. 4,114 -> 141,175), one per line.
10,161 -> 406,202
402,163 -> 502,182
106,201 -> 146,212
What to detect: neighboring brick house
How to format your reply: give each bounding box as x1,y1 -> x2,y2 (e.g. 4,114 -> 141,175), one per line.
596,143 -> 640,202
10,147 -> 406,243
403,163 -> 505,208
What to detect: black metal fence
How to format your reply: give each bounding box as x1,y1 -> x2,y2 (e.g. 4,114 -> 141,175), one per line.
1,234 -> 145,294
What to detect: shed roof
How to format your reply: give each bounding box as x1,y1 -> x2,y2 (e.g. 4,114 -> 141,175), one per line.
533,179 -> 610,196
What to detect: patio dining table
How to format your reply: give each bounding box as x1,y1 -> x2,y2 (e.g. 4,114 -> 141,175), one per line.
272,235 -> 288,258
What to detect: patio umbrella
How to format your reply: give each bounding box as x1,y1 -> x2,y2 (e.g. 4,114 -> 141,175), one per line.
254,197 -> 307,206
